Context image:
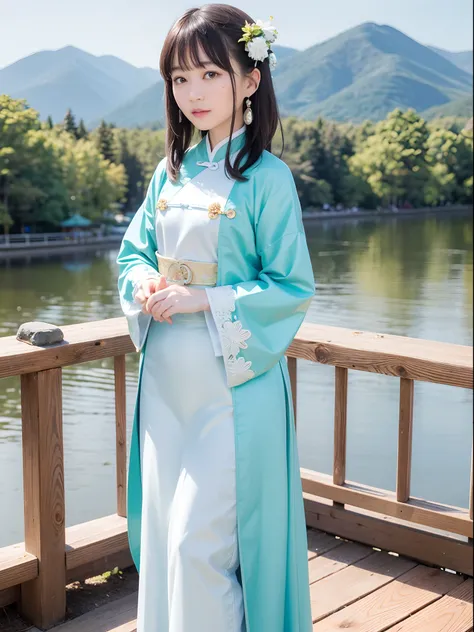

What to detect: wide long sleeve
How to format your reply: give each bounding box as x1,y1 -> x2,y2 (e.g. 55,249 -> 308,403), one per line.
117,159 -> 166,351
206,164 -> 315,388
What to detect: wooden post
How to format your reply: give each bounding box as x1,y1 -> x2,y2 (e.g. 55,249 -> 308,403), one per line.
470,446 -> 473,522
287,357 -> 297,429
20,369 -> 66,629
333,367 -> 348,487
114,355 -> 127,518
396,378 -> 414,503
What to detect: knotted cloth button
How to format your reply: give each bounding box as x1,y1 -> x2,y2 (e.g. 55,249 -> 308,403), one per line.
208,202 -> 221,219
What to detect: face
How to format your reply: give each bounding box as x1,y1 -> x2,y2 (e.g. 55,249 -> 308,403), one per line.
171,45 -> 260,143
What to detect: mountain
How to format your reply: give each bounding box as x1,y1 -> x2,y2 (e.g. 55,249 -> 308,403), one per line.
100,80 -> 166,128
428,47 -> 473,75
0,46 -> 160,123
1,28 -> 471,126
273,22 -> 472,122
423,94 -> 473,120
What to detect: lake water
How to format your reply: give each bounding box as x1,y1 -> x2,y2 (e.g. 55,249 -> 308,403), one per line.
0,211 -> 472,547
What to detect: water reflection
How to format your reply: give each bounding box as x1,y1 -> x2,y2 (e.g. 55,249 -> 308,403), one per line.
0,212 -> 472,546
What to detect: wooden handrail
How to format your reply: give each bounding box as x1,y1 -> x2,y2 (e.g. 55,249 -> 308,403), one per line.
0,319 -> 472,387
0,317 -> 472,628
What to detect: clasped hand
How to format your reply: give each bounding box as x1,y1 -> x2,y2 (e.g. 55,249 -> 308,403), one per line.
135,276 -> 209,324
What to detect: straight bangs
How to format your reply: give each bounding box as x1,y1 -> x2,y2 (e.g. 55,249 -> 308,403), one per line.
159,5 -> 282,183
161,19 -> 235,81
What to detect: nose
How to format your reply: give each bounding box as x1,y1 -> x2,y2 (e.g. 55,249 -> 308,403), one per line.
187,81 -> 204,102
189,91 -> 204,102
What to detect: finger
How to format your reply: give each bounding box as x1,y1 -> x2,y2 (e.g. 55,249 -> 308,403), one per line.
135,289 -> 145,304
157,275 -> 168,290
160,307 -> 175,322
157,299 -> 174,323
146,288 -> 170,313
152,297 -> 172,322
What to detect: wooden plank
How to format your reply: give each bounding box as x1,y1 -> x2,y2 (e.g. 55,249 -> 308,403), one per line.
333,367 -> 348,487
470,447 -> 473,522
114,355 -> 127,518
313,564 -> 464,631
310,551 -> 417,622
287,356 -> 297,428
397,378 -> 414,502
307,529 -> 343,561
386,579 -> 473,632
308,541 -> 372,584
1,318 -> 472,390
20,369 -> 66,629
0,543 -> 37,591
49,592 -> 137,631
0,318 -> 134,378
304,498 -> 473,576
66,515 -> 129,571
302,469 -> 473,537
288,322 -> 473,389
66,549 -> 134,585
0,585 -> 20,608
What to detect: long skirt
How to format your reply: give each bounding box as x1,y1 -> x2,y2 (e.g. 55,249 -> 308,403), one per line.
137,311 -> 245,632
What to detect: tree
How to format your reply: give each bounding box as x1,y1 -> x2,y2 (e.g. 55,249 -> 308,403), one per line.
349,109 -> 430,207
57,133 -> 127,220
46,115 -> 54,129
77,119 -> 89,140
0,95 -> 42,232
116,131 -> 143,211
97,120 -> 116,163
63,109 -> 78,138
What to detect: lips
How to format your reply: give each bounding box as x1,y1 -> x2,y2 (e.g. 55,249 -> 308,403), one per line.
192,109 -> 211,116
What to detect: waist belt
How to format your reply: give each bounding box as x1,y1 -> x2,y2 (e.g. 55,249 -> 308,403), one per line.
156,253 -> 218,286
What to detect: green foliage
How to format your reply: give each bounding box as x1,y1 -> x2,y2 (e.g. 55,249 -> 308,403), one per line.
96,120 -> 116,162
77,119 -> 89,140
0,96 -> 127,233
0,96 -> 471,235
63,108 -> 78,138
349,109 -> 431,207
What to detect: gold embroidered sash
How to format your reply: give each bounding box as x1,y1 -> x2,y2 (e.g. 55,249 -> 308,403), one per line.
156,253 -> 218,286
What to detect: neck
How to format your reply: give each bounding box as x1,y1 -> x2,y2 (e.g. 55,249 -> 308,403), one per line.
207,114 -> 245,151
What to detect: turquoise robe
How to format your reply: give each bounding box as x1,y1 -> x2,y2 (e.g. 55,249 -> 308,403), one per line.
117,132 -> 315,631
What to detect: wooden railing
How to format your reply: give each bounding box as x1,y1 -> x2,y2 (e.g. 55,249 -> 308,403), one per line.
0,318 -> 472,629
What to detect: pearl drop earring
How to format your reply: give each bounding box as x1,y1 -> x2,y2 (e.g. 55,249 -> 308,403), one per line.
243,98 -> 253,125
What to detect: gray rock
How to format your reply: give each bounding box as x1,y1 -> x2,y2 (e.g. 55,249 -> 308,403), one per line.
16,322 -> 64,346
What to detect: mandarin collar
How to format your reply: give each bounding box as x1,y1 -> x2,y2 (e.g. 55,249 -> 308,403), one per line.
195,125 -> 247,170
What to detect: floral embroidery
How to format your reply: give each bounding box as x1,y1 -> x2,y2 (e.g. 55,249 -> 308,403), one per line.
222,320 -> 251,357
207,285 -> 255,387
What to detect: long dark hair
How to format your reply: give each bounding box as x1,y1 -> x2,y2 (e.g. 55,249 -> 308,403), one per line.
159,4 -> 283,182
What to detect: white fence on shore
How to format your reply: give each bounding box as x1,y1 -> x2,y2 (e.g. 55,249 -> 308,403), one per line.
0,231 -> 123,250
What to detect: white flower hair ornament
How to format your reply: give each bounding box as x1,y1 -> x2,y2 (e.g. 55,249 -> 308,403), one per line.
238,16 -> 278,71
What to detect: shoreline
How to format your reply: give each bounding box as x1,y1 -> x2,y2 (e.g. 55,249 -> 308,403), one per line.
302,204 -> 472,221
0,205 -> 471,261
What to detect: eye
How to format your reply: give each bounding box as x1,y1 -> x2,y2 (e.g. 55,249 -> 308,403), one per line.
205,71 -> 219,79
173,76 -> 185,85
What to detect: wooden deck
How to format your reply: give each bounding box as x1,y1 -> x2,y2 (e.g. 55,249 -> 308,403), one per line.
28,527 -> 473,632
1,319 -> 471,630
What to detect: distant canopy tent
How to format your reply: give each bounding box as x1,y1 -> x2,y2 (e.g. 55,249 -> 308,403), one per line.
60,214 -> 92,228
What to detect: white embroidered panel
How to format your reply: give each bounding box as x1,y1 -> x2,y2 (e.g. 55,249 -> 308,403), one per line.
206,285 -> 255,388
153,154 -> 239,357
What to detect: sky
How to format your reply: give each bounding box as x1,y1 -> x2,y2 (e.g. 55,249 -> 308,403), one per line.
0,0 -> 472,70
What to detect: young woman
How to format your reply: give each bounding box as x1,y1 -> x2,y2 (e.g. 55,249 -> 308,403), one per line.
117,5 -> 315,631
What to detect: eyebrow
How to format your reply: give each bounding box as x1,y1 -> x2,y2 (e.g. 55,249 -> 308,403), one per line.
171,61 -> 214,73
